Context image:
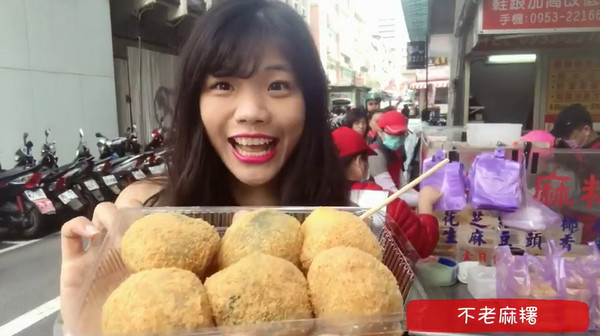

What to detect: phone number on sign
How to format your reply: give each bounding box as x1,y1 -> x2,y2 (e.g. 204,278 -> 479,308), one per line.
529,10 -> 600,23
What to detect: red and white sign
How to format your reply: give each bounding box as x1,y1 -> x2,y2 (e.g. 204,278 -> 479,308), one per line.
480,0 -> 600,34
407,299 -> 589,333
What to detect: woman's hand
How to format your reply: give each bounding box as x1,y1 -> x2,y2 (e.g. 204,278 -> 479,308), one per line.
60,202 -> 119,334
418,186 -> 442,215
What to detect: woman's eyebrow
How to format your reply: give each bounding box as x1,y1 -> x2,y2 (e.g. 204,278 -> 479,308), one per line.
262,64 -> 290,72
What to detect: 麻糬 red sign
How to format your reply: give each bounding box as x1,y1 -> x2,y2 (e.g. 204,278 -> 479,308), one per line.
480,0 -> 600,34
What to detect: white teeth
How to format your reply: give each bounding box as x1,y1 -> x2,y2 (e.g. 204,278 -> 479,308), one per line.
234,137 -> 273,146
236,148 -> 269,157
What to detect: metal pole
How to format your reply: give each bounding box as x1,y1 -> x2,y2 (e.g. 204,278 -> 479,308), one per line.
424,0 -> 431,116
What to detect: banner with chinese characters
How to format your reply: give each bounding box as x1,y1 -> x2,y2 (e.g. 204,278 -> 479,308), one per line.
480,0 -> 600,34
545,55 -> 600,123
429,147 -> 600,265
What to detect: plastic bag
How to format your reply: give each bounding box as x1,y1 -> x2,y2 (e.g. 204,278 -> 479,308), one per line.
575,242 -> 600,330
495,246 -> 530,298
500,160 -> 562,231
421,150 -> 467,212
495,245 -> 557,299
468,148 -> 522,212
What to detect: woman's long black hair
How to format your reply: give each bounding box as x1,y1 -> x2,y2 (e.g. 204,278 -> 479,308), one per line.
161,0 -> 348,206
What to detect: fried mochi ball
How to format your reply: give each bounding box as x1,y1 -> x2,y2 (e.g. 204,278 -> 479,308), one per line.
301,208 -> 382,271
120,212 -> 220,275
218,209 -> 303,269
102,268 -> 214,335
307,247 -> 403,317
205,253 -> 312,326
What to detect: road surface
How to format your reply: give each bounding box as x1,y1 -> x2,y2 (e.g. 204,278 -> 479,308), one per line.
0,233 -> 61,336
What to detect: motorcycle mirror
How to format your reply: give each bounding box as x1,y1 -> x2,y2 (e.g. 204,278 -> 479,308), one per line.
95,132 -> 103,138
26,140 -> 34,148
132,124 -> 137,130
79,129 -> 84,138
45,128 -> 50,137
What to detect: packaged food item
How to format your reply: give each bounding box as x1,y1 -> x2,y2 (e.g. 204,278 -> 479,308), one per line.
71,207 -> 419,336
468,148 -> 521,212
421,150 -> 467,212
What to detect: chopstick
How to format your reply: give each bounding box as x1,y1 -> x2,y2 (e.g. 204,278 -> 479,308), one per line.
359,158 -> 450,220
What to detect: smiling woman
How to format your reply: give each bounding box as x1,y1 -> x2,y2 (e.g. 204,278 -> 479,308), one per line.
163,0 -> 348,207
58,2 -> 349,332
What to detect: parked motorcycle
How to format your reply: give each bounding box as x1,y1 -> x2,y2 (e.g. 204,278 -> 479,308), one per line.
14,132 -> 35,168
0,135 -> 56,238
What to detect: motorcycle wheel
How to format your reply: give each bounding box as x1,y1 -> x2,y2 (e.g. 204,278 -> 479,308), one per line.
19,201 -> 45,239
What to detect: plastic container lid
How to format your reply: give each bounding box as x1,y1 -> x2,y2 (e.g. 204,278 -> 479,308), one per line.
416,257 -> 457,287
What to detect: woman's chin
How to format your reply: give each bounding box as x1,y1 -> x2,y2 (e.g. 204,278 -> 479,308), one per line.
233,172 -> 275,187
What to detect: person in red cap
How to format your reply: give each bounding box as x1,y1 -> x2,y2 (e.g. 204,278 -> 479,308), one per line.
368,111 -> 411,194
332,126 -> 441,258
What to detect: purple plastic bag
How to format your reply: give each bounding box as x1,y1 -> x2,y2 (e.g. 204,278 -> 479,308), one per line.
421,150 -> 467,212
468,148 -> 522,212
495,246 -> 531,298
500,160 -> 562,231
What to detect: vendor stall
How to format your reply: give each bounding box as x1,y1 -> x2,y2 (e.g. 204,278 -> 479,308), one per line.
452,0 -> 600,130
414,126 -> 600,335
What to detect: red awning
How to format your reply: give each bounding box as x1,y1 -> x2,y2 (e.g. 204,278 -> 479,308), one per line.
409,80 -> 449,90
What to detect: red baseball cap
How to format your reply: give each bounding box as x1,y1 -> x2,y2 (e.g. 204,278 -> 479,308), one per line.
332,127 -> 377,158
377,111 -> 410,135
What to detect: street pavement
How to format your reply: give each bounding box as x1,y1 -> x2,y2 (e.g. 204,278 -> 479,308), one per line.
0,232 -> 62,336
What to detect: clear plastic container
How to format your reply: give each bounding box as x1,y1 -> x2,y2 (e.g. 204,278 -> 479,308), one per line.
466,265 -> 497,299
71,206 -> 426,336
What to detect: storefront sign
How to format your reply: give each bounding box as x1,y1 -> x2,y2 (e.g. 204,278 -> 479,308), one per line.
407,41 -> 427,70
545,55 -> 600,123
480,0 -> 600,34
474,32 -> 600,50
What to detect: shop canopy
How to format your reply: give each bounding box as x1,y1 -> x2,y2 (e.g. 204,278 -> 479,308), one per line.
409,80 -> 449,90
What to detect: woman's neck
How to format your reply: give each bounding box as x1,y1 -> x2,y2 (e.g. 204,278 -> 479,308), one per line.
230,177 -> 279,207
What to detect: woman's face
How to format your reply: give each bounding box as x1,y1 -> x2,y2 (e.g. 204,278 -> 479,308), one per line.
369,112 -> 382,133
200,46 -> 305,187
567,125 -> 593,148
346,154 -> 368,182
352,119 -> 367,136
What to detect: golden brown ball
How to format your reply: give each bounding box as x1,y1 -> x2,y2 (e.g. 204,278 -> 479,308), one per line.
120,212 -> 220,275
301,208 -> 382,271
102,268 -> 214,335
307,247 -> 403,317
218,209 -> 303,269
205,253 -> 313,326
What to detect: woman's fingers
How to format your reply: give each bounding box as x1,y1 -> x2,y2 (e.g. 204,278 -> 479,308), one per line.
91,202 -> 119,232
61,217 -> 100,261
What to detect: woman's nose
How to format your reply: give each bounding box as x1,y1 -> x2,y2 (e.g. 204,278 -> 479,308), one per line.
234,94 -> 269,125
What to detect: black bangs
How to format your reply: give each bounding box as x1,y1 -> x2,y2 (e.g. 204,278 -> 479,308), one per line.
206,10 -> 276,79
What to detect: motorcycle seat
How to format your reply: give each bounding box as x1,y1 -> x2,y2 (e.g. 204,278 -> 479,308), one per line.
0,162 -> 44,185
109,156 -> 132,166
94,157 -> 113,167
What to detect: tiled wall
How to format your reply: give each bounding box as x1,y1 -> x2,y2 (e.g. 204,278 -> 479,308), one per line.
0,0 -> 118,167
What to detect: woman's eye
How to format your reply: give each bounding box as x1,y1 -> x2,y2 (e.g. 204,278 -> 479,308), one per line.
211,82 -> 233,91
268,81 -> 291,91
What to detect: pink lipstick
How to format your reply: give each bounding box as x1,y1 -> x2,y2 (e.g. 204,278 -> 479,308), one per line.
229,134 -> 278,164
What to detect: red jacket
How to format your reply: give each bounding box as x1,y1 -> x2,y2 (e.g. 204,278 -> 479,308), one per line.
351,181 -> 439,258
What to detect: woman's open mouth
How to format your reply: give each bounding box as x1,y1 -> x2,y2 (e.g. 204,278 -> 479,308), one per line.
229,134 -> 278,164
